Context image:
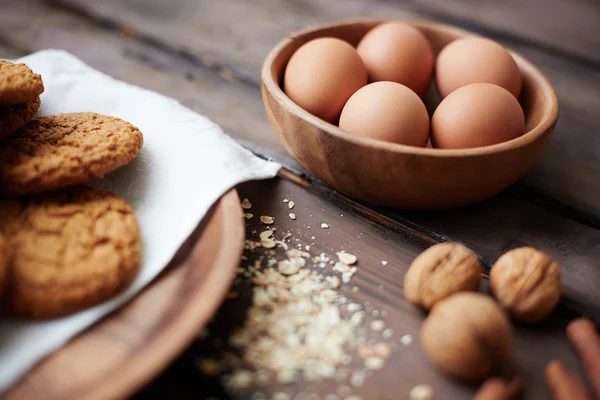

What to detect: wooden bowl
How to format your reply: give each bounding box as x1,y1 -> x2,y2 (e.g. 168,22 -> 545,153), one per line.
261,19 -> 559,209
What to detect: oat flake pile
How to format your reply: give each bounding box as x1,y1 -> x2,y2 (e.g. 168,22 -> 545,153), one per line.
195,197 -> 430,400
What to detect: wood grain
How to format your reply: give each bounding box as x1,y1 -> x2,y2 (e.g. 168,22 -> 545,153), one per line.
50,0 -> 600,218
0,1 -> 597,398
0,40 -> 25,60
3,0 -> 600,320
135,178 -> 583,400
405,0 -> 600,65
0,0 -> 298,172
304,179 -> 600,323
4,190 -> 244,400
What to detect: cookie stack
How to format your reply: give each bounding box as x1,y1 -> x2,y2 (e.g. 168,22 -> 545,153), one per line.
0,61 -> 43,141
0,60 -> 144,319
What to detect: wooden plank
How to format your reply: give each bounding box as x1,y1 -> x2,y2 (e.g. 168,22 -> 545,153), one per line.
0,40 -> 26,59
405,0 -> 600,65
134,178 -> 583,399
307,179 -> 600,322
0,3 -> 594,397
52,0 -> 419,84
53,0 -> 600,218
381,191 -> 600,318
0,0 -> 299,172
4,0 -> 600,321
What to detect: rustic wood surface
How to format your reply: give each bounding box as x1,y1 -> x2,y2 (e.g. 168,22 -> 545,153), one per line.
51,0 -> 600,217
1,0 -> 599,398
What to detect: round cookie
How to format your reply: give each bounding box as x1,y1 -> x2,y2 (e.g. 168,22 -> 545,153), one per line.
0,185 -> 141,318
0,112 -> 144,196
0,61 -> 44,105
0,97 -> 41,140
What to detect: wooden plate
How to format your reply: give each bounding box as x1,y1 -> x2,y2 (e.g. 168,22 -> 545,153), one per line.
4,189 -> 244,400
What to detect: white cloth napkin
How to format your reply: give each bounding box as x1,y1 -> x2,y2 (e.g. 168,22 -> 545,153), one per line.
0,49 -> 280,392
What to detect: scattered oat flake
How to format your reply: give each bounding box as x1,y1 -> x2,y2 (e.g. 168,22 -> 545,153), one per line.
278,257 -> 305,275
364,356 -> 384,370
241,198 -> 252,209
228,369 -> 253,390
337,386 -> 352,397
273,392 -> 291,400
381,260 -> 388,266
410,385 -> 434,400
321,223 -> 329,229
277,369 -> 296,383
350,371 -> 366,387
374,343 -> 392,358
370,320 -> 385,331
260,215 -> 274,224
255,370 -> 271,386
245,213 -> 254,219
288,201 -> 295,209
352,286 -> 360,292
197,358 -> 221,376
382,329 -> 394,339
358,344 -> 373,359
283,198 -> 289,203
260,230 -> 274,241
401,334 -> 413,345
326,275 -> 341,289
289,213 -> 296,220
337,251 -> 357,265
261,239 -> 277,249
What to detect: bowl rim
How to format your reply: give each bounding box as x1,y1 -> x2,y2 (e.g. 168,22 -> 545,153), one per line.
261,17 -> 559,158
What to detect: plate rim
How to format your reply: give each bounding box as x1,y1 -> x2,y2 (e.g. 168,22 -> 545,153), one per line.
6,189 -> 244,400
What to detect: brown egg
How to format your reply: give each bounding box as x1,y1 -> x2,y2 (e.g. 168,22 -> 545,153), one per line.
435,37 -> 522,98
339,81 -> 430,147
431,83 -> 525,149
357,22 -> 434,96
284,37 -> 367,123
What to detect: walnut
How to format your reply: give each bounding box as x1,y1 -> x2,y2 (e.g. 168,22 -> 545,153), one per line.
420,292 -> 513,380
490,247 -> 561,323
404,242 -> 482,310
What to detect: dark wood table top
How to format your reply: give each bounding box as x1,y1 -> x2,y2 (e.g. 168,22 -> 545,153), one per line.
2,0 -> 599,398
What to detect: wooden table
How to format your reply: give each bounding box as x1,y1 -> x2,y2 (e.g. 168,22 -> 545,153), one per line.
2,0 -> 599,398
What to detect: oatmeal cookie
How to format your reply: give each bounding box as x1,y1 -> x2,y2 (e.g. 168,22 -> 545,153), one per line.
0,61 -> 44,105
0,185 -> 141,318
0,112 -> 143,196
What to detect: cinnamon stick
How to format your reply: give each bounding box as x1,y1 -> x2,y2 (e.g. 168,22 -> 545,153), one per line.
545,360 -> 591,400
567,318 -> 600,396
473,378 -> 522,400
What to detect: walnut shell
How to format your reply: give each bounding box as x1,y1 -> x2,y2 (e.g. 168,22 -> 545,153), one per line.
404,242 -> 482,310
420,292 -> 513,380
490,247 -> 561,323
